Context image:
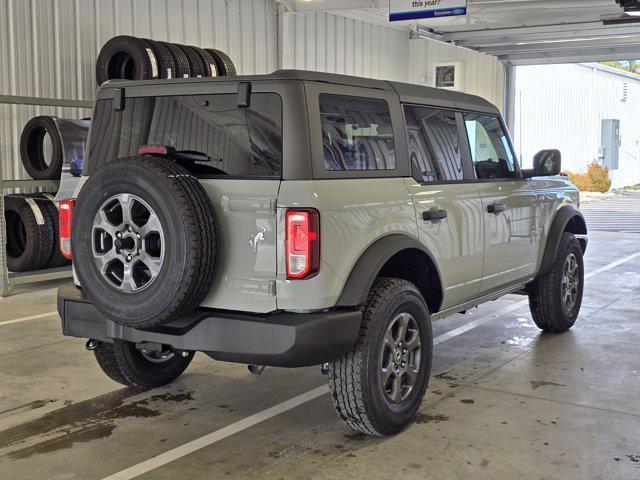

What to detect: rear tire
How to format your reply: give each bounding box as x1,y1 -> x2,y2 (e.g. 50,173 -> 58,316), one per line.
328,278 -> 433,436
94,341 -> 193,389
528,232 -> 584,333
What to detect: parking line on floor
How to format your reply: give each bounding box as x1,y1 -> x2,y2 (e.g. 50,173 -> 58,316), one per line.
100,249 -> 640,480
0,311 -> 58,327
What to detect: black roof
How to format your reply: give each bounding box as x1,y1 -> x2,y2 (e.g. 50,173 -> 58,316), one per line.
100,69 -> 500,114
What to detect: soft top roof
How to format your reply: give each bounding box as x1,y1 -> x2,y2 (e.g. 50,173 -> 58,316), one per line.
100,69 -> 499,114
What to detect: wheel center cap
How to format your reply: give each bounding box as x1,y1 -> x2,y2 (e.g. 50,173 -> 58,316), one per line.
115,234 -> 138,252
395,350 -> 403,363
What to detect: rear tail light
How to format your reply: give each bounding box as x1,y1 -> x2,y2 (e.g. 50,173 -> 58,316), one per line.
286,209 -> 320,279
59,199 -> 75,259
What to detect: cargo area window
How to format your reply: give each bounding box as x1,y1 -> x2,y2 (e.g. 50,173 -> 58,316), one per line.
463,113 -> 516,180
403,106 -> 463,182
88,93 -> 283,178
320,94 -> 396,171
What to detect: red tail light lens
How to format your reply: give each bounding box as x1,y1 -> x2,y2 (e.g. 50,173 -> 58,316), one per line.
286,209 -> 320,279
59,199 -> 75,259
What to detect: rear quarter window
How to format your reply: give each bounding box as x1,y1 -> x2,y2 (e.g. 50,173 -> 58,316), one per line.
319,94 -> 396,171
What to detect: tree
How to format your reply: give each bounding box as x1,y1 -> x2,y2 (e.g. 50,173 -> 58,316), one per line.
601,60 -> 640,75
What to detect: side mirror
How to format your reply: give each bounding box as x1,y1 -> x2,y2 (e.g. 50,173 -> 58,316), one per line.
531,149 -> 561,177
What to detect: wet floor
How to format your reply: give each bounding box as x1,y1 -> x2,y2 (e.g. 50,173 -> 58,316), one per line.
1,227 -> 640,479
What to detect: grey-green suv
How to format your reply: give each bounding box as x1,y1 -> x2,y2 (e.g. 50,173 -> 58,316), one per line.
58,70 -> 587,436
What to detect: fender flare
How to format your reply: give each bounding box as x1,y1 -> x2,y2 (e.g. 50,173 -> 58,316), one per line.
538,206 -> 587,277
336,234 -> 443,310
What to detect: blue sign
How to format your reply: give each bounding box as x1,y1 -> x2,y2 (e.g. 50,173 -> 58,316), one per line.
389,0 -> 467,22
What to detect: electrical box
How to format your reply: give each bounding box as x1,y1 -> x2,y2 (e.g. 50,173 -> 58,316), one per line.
600,119 -> 620,171
434,62 -> 466,91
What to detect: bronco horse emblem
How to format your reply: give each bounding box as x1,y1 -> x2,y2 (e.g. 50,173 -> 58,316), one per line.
248,226 -> 267,253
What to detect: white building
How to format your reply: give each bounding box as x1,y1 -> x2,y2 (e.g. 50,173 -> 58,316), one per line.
513,63 -> 640,189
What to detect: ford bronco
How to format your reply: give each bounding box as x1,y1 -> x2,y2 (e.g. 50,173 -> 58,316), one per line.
57,70 -> 587,436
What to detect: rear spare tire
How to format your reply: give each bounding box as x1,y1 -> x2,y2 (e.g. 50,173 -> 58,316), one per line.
19,116 -> 63,180
72,156 -> 217,328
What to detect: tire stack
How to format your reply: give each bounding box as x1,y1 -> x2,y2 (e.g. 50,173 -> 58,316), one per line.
4,193 -> 70,272
3,117 -> 74,272
95,36 -> 236,85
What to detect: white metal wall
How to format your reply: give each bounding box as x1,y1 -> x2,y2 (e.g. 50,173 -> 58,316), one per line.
0,0 -> 278,181
280,11 -> 504,110
513,63 -> 640,189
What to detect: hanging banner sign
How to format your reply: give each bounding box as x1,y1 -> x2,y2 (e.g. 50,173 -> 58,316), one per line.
389,0 -> 467,22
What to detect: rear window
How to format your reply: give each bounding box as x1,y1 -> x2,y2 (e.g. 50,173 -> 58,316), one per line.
88,92 -> 283,178
320,94 -> 396,171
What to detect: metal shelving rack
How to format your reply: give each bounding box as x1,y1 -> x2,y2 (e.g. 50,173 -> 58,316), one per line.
0,95 -> 92,296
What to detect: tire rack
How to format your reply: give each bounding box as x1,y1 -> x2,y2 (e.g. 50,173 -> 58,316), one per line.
0,95 -> 93,297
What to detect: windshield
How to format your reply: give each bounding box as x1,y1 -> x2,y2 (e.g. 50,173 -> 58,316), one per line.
88,92 -> 283,178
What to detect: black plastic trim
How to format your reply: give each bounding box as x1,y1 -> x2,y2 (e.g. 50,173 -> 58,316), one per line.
537,206 -> 588,277
336,234 -> 443,310
57,283 -> 361,368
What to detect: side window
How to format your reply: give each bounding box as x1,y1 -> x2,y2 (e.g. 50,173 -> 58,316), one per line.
320,94 -> 396,171
464,113 -> 516,180
403,105 -> 463,182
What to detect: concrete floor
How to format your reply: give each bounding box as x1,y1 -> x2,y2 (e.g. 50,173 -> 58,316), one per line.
1,204 -> 640,479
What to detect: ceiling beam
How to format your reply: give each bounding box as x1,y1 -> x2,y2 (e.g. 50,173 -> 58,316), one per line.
452,25 -> 640,47
479,36 -> 640,55
500,44 -> 640,65
440,21 -> 614,41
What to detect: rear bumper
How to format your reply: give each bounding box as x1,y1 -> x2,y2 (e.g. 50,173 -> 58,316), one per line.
57,283 -> 362,367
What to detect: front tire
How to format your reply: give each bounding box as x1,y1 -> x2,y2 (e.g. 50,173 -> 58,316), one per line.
328,278 -> 433,436
528,232 -> 584,333
94,340 -> 193,389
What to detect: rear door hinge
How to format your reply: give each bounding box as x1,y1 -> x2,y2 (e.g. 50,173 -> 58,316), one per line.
268,280 -> 276,296
269,198 -> 278,214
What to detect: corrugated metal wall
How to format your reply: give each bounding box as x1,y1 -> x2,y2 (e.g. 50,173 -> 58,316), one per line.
0,0 -> 278,181
280,11 -> 504,110
1,1 -> 505,182
514,63 -> 640,189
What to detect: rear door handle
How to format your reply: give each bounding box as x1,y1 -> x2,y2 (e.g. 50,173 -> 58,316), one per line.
487,203 -> 507,215
423,209 -> 448,222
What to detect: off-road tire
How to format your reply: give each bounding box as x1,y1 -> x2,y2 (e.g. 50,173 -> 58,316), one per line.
328,277 -> 433,436
528,232 -> 584,332
205,48 -> 236,76
72,156 -> 217,328
94,340 -> 193,389
141,39 -> 176,79
4,195 -> 54,272
176,44 -> 205,77
31,195 -> 70,268
160,42 -> 190,78
95,35 -> 158,85
19,116 -> 63,180
191,45 -> 218,76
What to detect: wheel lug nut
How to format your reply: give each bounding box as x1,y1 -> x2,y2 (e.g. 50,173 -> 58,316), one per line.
401,361 -> 406,368
126,255 -> 132,262
402,348 -> 407,354
116,232 -> 122,238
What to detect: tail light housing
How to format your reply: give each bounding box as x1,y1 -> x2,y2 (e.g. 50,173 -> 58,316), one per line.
286,209 -> 320,279
59,199 -> 75,259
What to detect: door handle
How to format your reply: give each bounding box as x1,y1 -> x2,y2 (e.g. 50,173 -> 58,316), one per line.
487,203 -> 507,215
423,209 -> 448,222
